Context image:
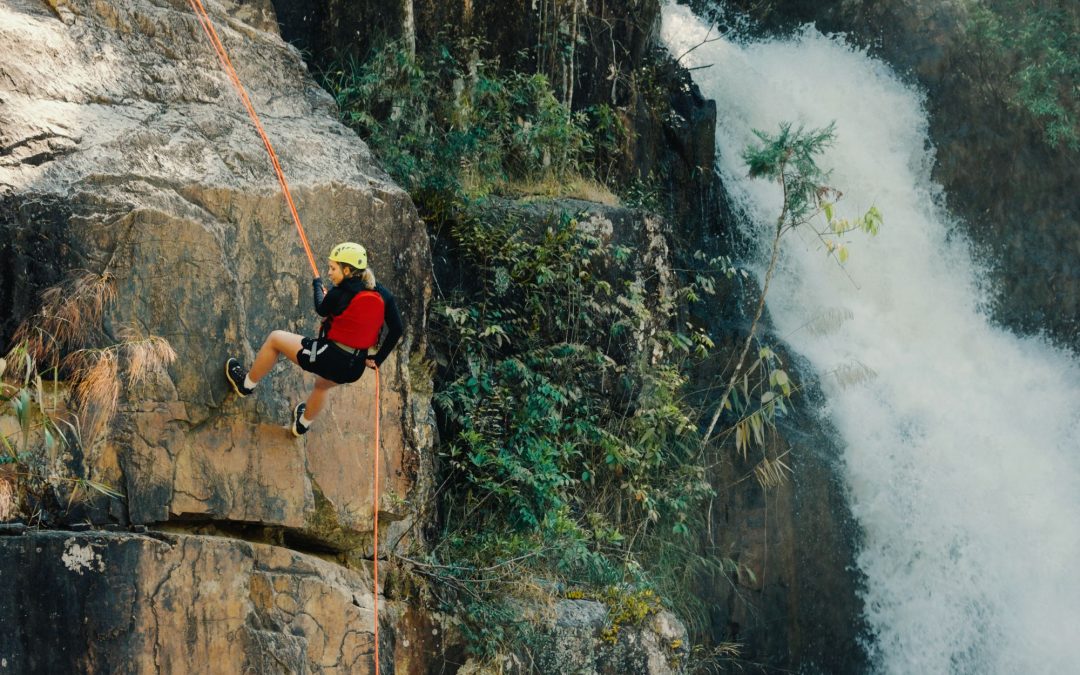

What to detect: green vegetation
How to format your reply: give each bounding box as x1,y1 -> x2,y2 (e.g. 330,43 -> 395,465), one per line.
422,203 -> 723,657
322,37 -> 873,667
967,0 -> 1080,150
320,39 -> 625,204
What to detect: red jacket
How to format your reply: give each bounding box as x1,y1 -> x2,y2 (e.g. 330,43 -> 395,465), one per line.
327,289 -> 384,349
313,277 -> 404,365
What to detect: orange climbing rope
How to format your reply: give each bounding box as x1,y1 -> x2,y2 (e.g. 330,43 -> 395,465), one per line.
186,0 -> 319,278
188,3 -> 384,671
373,364 -> 381,673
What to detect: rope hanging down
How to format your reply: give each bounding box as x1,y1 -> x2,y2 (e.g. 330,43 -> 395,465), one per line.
373,365 -> 381,673
186,0 -> 319,278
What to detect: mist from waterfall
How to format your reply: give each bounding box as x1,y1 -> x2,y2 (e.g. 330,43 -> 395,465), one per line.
661,3 -> 1080,672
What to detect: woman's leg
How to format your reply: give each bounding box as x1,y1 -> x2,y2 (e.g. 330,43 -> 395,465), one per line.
248,330 -> 304,382
303,376 -> 338,419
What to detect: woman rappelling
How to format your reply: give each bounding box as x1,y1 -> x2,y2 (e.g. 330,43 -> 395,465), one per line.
224,242 -> 402,435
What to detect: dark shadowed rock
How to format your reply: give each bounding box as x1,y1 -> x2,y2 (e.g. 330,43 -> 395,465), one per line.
0,531 -> 387,673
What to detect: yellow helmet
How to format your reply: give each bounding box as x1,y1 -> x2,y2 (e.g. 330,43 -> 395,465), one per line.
329,242 -> 367,270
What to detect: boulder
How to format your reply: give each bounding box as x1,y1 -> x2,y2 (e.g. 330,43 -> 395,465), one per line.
455,599 -> 689,675
0,530 -> 389,673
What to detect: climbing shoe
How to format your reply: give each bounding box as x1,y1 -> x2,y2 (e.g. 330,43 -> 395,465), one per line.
291,402 -> 309,437
225,358 -> 254,397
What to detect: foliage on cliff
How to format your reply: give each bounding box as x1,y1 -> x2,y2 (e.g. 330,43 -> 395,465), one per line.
1,272 -> 174,525
966,0 -> 1079,150
320,39 -> 626,203
418,201 -> 752,667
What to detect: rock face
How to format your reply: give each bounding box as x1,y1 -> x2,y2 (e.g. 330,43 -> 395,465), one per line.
0,0 -> 433,545
536,600 -> 688,675
1,0 -> 436,667
703,380 -> 869,673
679,255 -> 868,671
0,530 -> 690,674
0,531 -> 387,673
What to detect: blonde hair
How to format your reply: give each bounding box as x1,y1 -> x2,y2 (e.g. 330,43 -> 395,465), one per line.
342,263 -> 376,289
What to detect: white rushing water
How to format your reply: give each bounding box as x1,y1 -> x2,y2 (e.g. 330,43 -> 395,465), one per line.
661,3 -> 1080,673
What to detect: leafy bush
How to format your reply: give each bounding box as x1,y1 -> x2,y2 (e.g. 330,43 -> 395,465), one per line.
967,1 -> 1080,150
414,197 -> 726,659
320,39 -> 594,201
433,204 -> 710,539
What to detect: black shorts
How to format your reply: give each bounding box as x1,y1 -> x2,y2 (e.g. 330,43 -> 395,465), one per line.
297,336 -> 367,384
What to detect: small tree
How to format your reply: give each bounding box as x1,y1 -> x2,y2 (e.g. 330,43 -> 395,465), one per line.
701,122 -> 882,449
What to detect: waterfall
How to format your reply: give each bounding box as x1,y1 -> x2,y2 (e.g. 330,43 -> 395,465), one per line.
661,4 -> 1080,673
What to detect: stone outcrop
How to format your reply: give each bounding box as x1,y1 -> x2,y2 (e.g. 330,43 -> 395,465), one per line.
0,531 -> 389,673
535,600 -> 688,675
0,529 -> 690,674
714,0 -> 1080,350
1,0 -> 437,667
0,0 -> 433,545
456,599 -> 689,675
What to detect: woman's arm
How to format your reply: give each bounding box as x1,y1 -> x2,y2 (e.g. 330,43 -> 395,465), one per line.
313,278 -> 345,317
371,285 -> 403,366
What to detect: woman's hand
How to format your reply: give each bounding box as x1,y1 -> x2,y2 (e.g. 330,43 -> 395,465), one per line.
366,358 -> 377,369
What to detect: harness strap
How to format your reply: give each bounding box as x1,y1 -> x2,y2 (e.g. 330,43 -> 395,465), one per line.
331,340 -> 359,354
300,341 -> 329,364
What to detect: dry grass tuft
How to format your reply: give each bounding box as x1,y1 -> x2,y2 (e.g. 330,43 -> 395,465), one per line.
118,329 -> 177,387
503,174 -> 621,205
753,453 -> 791,489
65,348 -> 120,446
59,329 -> 176,449
10,271 -> 115,368
0,472 -> 17,522
0,272 -> 172,519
